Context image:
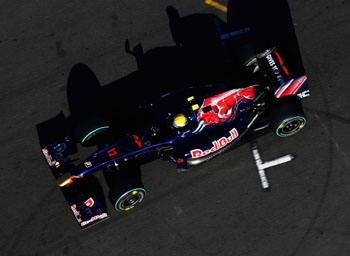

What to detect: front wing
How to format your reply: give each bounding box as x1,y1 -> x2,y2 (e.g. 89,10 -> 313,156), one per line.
37,112 -> 108,229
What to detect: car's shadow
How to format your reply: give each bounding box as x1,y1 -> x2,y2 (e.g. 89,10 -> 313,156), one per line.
55,6 -> 254,138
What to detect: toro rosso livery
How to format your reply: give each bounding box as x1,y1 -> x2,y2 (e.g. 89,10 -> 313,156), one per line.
38,50 -> 309,228
37,2 -> 310,229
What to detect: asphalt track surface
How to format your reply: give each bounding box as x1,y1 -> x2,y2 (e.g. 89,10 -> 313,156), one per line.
1,0 -> 350,255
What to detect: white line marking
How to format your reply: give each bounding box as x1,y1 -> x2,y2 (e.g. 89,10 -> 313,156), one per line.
251,143 -> 294,190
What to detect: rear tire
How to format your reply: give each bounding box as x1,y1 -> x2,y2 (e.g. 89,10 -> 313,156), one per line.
270,96 -> 306,137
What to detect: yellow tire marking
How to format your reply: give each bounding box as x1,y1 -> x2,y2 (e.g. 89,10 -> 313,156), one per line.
205,0 -> 227,13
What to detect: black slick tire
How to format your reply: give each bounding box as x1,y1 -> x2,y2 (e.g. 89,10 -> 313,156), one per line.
105,163 -> 146,212
270,96 -> 307,137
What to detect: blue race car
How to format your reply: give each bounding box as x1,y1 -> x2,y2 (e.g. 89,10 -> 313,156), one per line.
37,0 -> 309,229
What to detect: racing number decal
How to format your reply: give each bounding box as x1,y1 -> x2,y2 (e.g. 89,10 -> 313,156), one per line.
107,147 -> 117,157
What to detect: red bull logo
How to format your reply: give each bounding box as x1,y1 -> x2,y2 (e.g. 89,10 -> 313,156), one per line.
190,128 -> 239,158
198,85 -> 257,125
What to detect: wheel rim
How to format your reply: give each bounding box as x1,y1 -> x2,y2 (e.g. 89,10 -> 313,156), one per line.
115,188 -> 146,211
276,116 -> 306,137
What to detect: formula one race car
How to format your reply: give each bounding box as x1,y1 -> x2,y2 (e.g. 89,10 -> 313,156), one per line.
37,0 -> 310,229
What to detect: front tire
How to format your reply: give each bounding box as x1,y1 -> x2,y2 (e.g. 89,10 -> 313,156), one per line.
105,163 -> 146,212
108,179 -> 146,212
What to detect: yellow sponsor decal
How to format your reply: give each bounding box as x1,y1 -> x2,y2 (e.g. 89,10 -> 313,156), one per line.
192,104 -> 199,111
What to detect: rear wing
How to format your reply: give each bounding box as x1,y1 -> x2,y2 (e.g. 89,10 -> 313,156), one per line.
227,0 -> 306,78
256,47 -> 310,99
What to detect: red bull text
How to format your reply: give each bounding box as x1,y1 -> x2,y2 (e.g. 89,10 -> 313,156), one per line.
190,128 -> 239,158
